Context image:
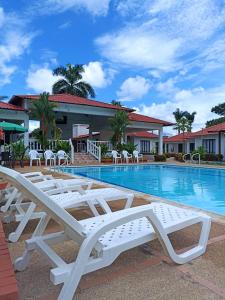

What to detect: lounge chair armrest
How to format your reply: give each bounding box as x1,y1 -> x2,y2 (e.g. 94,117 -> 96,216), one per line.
46,184 -> 84,195
29,175 -> 53,182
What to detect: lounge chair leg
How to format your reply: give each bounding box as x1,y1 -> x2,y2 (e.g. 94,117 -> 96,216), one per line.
8,202 -> 36,242
14,248 -> 34,272
146,212 -> 211,264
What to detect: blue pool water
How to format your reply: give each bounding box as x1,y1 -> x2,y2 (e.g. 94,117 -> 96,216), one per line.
60,164 -> 225,215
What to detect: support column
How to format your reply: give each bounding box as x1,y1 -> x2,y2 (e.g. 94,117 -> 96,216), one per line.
158,127 -> 163,155
23,116 -> 29,148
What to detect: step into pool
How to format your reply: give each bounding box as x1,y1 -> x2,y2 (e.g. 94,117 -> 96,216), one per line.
60,164 -> 225,215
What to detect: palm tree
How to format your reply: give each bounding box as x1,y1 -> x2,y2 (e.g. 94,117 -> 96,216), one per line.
110,111 -> 130,146
52,64 -> 95,98
30,92 -> 57,151
184,111 -> 196,132
173,108 -> 186,134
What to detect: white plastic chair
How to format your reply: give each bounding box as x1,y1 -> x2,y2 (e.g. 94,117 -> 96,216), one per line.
44,150 -> 56,167
28,150 -> 41,166
122,150 -> 133,163
57,150 -> 69,165
0,166 -> 211,300
133,150 -> 144,163
112,150 -> 122,164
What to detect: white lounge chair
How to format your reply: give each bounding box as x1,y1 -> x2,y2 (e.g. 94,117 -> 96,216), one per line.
133,150 -> 144,163
28,150 -> 41,167
44,150 -> 56,167
0,166 -> 211,300
122,150 -> 133,163
1,169 -> 134,242
112,150 -> 122,164
57,150 -> 70,166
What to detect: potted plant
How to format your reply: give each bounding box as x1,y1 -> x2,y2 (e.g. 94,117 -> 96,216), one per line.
100,144 -> 112,163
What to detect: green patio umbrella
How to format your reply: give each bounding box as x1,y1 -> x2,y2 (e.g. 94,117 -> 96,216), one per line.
0,121 -> 28,133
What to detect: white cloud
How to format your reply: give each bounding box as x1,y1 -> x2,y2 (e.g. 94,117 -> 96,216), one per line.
135,84 -> 225,132
97,0 -> 225,76
32,0 -> 111,16
26,66 -> 60,93
96,27 -> 181,71
58,21 -> 71,29
82,61 -> 115,88
117,76 -> 151,101
0,6 -> 35,86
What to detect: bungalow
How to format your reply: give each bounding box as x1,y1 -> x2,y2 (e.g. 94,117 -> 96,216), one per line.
127,131 -> 159,154
164,121 -> 225,158
1,94 -> 172,161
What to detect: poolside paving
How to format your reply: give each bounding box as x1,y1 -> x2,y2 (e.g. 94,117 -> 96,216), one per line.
2,166 -> 225,299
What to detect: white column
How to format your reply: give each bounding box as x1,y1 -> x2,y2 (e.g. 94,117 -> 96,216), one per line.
23,116 -> 29,148
158,127 -> 163,155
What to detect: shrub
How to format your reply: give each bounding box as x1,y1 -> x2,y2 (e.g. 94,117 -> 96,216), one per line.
191,146 -> 206,160
54,140 -> 70,153
165,153 -> 176,158
10,140 -> 27,160
115,142 -> 137,153
203,153 -> 223,161
100,143 -> 108,158
174,153 -> 185,162
154,154 -> 166,162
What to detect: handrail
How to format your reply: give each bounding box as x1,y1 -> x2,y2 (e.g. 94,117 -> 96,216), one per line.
69,138 -> 75,164
183,153 -> 191,162
87,140 -> 101,162
191,153 -> 201,164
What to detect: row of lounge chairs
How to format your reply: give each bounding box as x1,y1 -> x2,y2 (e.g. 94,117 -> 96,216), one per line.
0,166 -> 211,300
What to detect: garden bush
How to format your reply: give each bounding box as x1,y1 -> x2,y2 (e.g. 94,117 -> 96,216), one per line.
203,153 -> 223,161
154,154 -> 167,162
174,153 -> 185,162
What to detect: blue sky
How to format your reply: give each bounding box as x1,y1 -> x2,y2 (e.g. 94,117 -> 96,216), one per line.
1,0 -> 225,132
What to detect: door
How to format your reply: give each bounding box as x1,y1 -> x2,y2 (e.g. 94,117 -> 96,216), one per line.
178,143 -> 183,153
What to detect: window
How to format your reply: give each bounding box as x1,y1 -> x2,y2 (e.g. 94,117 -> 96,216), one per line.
202,139 -> 215,153
140,140 -> 151,153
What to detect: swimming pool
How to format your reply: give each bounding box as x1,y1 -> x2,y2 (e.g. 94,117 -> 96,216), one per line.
60,164 -> 225,215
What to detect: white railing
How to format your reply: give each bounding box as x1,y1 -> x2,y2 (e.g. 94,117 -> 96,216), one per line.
87,139 -> 101,162
91,140 -> 113,151
69,138 -> 74,164
191,153 -> 201,164
29,139 -> 68,151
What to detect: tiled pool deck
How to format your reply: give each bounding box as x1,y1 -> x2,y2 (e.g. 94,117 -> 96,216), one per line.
2,164 -> 225,299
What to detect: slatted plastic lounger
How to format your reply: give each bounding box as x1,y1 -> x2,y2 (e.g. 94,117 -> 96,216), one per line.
0,166 -> 211,300
1,173 -> 93,214
1,171 -> 134,242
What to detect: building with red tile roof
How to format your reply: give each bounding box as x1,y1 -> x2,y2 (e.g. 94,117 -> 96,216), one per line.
3,93 -> 173,156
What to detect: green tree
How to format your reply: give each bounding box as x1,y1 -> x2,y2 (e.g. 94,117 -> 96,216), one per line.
206,102 -> 225,127
173,108 -> 186,134
173,108 -> 196,133
30,92 -> 57,151
183,111 -> 196,132
52,64 -> 95,98
110,111 -> 130,146
211,103 -> 225,115
206,116 -> 225,127
111,100 -> 122,107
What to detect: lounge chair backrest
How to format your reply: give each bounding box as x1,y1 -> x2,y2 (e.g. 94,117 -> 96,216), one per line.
57,150 -> 66,158
29,150 -> 39,159
44,150 -> 54,159
0,166 -> 86,244
111,150 -> 119,158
